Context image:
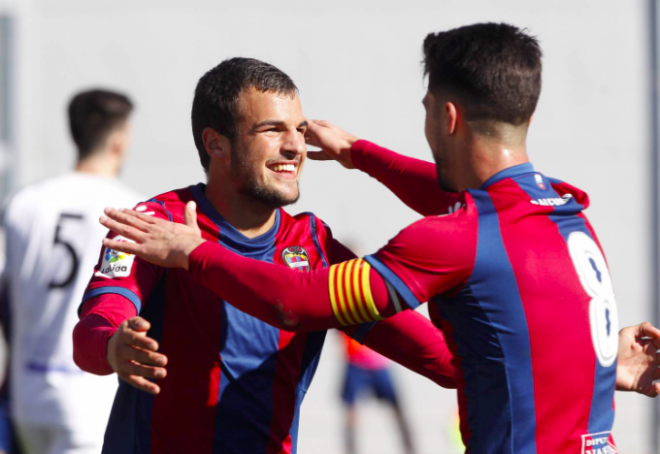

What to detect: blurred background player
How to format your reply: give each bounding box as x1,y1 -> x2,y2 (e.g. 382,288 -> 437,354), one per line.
1,89 -> 140,454
340,334 -> 415,454
0,256 -> 20,454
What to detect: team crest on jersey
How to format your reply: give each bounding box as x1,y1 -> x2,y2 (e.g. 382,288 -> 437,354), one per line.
535,174 -> 546,190
282,246 -> 310,271
581,432 -> 617,454
95,235 -> 136,279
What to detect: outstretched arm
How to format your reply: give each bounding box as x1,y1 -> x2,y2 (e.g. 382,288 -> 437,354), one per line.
100,204 -> 660,398
305,120 -> 456,216
100,205 -> 399,331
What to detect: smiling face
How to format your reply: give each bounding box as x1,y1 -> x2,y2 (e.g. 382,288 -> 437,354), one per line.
229,88 -> 308,208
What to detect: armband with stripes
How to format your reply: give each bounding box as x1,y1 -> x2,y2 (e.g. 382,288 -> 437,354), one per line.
328,258 -> 383,326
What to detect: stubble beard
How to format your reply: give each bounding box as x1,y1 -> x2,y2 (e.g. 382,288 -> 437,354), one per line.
230,148 -> 300,209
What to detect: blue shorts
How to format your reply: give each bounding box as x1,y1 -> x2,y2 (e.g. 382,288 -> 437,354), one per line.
341,364 -> 398,405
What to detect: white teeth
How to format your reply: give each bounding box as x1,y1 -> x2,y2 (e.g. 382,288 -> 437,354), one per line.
271,164 -> 296,172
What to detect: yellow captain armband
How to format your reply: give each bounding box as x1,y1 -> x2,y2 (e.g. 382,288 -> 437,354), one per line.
328,258 -> 383,326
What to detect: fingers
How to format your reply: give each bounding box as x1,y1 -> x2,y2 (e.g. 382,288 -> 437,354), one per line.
121,375 -> 161,395
110,318 -> 167,395
128,316 -> 151,333
120,357 -> 167,379
184,201 -> 200,234
637,321 -> 660,348
120,317 -> 159,351
104,208 -> 154,230
118,208 -> 161,225
310,119 -> 332,127
99,216 -> 147,243
306,151 -> 334,161
102,238 -> 142,255
641,381 -> 660,398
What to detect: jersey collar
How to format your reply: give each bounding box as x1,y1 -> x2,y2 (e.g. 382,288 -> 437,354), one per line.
190,183 -> 281,255
480,162 -> 535,190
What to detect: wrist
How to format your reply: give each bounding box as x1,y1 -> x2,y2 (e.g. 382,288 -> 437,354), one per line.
183,238 -> 208,271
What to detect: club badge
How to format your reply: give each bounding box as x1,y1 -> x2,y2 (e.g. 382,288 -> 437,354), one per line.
282,246 -> 310,271
535,174 -> 546,190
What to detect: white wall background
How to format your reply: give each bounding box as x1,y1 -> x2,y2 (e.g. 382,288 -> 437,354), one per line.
1,0 -> 655,452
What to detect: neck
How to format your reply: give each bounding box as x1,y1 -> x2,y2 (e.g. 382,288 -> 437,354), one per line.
74,150 -> 119,177
204,176 -> 277,239
457,133 -> 530,190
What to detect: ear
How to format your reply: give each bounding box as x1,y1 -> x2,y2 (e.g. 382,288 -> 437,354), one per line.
108,125 -> 129,158
444,102 -> 458,135
202,127 -> 231,162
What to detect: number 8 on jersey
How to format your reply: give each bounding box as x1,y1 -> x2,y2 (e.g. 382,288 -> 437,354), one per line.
568,232 -> 619,368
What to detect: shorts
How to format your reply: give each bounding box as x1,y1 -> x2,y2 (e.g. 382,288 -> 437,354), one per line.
341,363 -> 398,406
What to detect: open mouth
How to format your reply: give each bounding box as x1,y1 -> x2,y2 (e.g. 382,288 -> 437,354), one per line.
266,161 -> 298,179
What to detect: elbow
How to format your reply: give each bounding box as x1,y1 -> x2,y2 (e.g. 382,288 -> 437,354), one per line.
274,308 -> 305,332
72,321 -> 89,372
272,300 -> 309,332
72,319 -> 114,375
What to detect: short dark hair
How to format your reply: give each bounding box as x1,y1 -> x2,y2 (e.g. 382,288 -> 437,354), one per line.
191,57 -> 298,171
423,23 -> 542,125
68,89 -> 133,160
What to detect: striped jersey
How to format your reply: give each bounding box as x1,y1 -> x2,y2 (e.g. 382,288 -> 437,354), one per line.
363,157 -> 618,453
81,183 -> 333,454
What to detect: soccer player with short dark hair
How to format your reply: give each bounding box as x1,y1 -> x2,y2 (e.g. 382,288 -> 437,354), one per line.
99,24 -> 660,453
73,58 -> 456,454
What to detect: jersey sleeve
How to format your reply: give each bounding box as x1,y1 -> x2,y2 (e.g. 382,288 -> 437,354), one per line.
365,214 -> 476,309
188,241 -> 397,331
73,200 -> 171,375
351,140 -> 463,216
187,210 -> 475,330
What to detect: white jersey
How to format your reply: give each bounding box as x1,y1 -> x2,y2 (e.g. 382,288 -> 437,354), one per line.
2,172 -> 141,430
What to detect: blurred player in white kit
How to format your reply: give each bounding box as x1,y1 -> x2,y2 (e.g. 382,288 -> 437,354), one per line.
1,89 -> 141,454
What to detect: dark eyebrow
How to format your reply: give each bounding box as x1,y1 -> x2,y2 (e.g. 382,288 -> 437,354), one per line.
251,120 -> 308,133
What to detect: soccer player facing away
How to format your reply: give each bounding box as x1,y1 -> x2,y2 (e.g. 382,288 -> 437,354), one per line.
2,90 -> 140,454
73,58 -> 455,454
99,24 -> 660,453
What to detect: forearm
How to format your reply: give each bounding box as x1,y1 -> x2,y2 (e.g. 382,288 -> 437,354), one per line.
73,294 -> 134,375
351,140 -> 446,216
73,314 -> 116,375
189,242 -> 394,331
358,310 -> 456,388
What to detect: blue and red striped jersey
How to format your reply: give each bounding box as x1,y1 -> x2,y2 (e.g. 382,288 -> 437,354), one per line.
367,162 -> 618,453
81,183 -> 332,454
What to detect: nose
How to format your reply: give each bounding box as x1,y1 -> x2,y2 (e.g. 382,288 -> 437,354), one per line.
281,128 -> 306,158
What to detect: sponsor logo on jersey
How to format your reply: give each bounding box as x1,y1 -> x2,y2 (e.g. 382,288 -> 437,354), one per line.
530,193 -> 573,206
95,235 -> 136,279
581,432 -> 617,454
535,174 -> 546,190
282,246 -> 310,271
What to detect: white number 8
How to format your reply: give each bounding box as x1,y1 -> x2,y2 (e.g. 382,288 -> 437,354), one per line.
568,232 -> 619,368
